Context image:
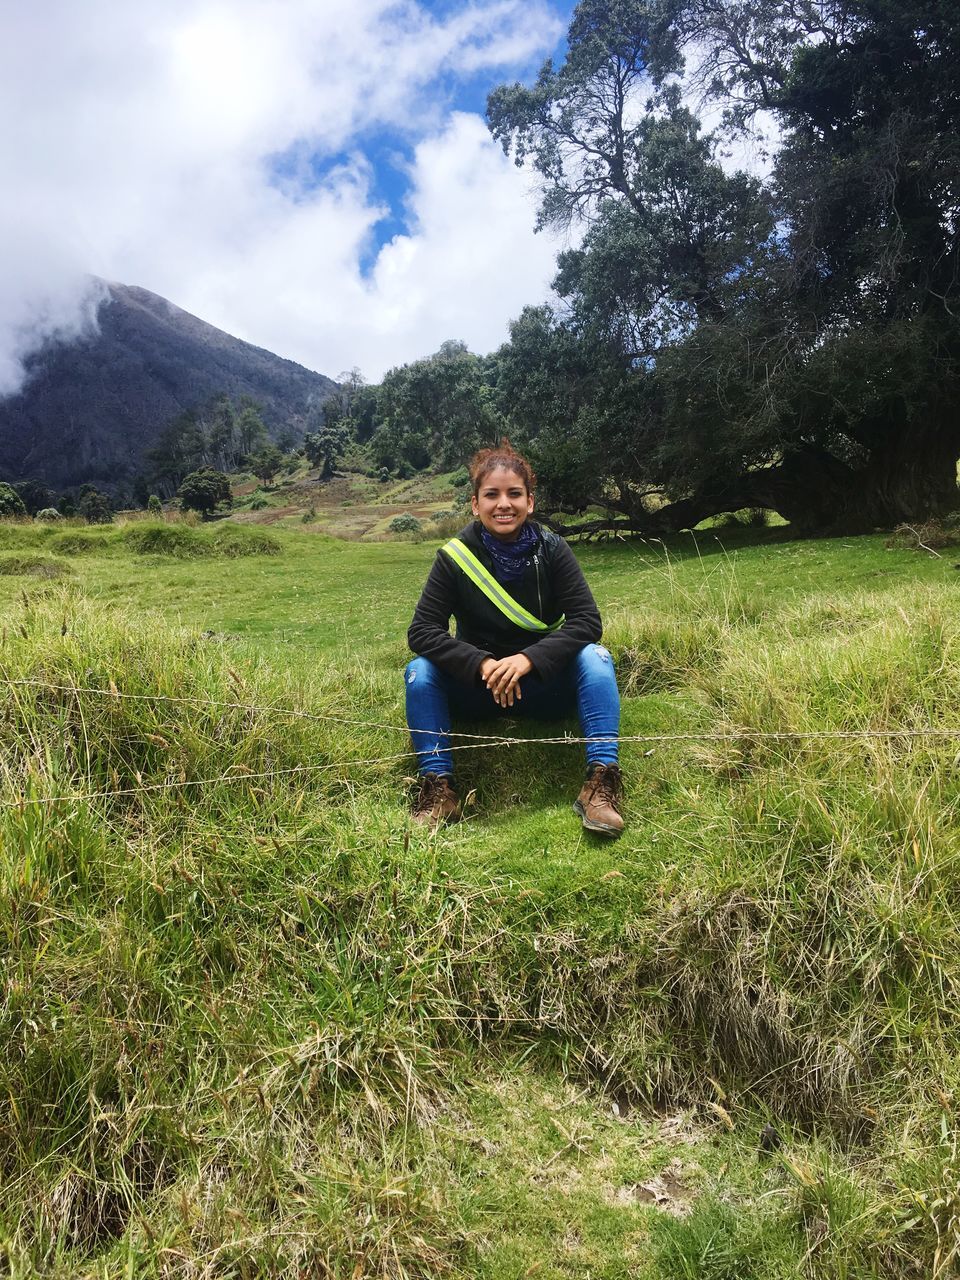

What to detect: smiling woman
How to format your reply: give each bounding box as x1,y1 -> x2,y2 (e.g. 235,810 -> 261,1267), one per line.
405,439 -> 624,834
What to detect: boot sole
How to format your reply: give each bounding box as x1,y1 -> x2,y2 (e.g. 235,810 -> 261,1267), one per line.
573,800 -> 623,836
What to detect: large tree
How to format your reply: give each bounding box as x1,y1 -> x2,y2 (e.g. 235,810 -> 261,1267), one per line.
488,0 -> 960,533
372,341 -> 503,473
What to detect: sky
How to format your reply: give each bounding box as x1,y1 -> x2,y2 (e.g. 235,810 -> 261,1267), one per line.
0,0 -> 577,394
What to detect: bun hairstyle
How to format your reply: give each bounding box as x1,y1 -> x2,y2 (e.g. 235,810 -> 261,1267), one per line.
469,438 -> 536,496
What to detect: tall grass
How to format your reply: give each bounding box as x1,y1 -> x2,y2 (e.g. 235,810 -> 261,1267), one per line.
0,568 -> 958,1275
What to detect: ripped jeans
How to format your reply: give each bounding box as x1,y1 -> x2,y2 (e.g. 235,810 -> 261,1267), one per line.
404,643 -> 620,777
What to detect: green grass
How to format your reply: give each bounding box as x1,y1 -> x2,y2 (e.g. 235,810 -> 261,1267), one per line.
0,519 -> 958,1276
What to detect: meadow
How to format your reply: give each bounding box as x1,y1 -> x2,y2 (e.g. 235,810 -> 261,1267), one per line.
0,515 -> 959,1278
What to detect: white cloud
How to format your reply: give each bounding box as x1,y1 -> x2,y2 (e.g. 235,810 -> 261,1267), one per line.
0,0 -> 565,391
190,114 -> 563,376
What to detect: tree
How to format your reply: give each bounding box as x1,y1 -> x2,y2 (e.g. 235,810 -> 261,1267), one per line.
178,468 -> 231,519
372,342 -> 503,473
12,479 -> 55,516
0,483 -> 27,518
488,0 -> 960,533
248,443 -> 285,487
236,399 -> 268,459
304,423 -> 349,479
78,486 -> 113,524
146,409 -> 207,497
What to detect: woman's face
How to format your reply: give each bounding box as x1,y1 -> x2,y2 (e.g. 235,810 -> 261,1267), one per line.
472,466 -> 534,541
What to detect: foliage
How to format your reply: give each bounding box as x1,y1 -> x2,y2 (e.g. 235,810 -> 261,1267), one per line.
177,467 -> 231,518
35,507 -> 62,522
487,0 -> 960,533
304,421 -> 350,479
388,513 -> 422,534
248,442 -> 285,486
78,485 -> 113,524
146,494 -> 162,515
12,479 -> 56,516
372,341 -> 503,474
146,395 -> 273,496
0,482 -> 27,518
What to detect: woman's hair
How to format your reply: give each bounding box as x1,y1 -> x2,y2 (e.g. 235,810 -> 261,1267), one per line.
469,439 -> 536,496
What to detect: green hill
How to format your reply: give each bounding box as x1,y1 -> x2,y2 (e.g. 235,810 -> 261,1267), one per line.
0,521 -> 956,1277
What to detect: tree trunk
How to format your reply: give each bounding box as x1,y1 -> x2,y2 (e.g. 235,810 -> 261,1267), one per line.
548,429 -> 960,537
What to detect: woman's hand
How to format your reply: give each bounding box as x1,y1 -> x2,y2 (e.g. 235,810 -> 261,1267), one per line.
479,653 -> 533,707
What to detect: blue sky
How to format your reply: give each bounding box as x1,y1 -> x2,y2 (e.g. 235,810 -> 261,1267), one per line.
270,1 -> 575,276
0,0 -> 579,390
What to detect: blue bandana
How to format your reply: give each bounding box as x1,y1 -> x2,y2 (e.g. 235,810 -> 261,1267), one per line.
479,521 -> 539,582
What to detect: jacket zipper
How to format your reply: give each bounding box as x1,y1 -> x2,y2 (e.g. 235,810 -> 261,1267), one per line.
535,554 -> 543,617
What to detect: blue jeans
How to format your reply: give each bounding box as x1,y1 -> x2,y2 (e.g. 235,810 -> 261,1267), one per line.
404,644 -> 620,776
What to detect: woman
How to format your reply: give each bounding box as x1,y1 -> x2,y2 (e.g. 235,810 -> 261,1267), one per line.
405,441 -> 623,834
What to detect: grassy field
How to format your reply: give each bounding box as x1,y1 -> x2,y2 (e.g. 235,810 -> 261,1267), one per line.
0,516 -> 959,1277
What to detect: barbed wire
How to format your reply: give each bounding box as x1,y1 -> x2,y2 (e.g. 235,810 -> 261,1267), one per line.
1,675 -> 958,810
6,676 -> 960,746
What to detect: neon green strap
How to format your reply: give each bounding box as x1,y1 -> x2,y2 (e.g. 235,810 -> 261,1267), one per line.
441,538 -> 564,634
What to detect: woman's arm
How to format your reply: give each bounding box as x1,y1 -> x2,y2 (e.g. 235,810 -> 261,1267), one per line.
520,539 -> 602,682
407,554 -> 492,683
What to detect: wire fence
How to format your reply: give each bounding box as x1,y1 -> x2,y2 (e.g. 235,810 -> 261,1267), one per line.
1,675 -> 958,810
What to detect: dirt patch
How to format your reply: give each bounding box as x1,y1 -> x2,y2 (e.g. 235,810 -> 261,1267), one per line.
608,1158 -> 696,1216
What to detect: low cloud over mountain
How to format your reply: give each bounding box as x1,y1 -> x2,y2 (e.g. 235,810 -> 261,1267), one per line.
0,280 -> 337,493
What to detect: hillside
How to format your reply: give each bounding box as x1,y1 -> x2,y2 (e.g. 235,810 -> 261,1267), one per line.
0,281 -> 338,495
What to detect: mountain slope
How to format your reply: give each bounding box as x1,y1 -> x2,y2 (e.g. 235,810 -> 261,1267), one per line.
0,281 -> 338,494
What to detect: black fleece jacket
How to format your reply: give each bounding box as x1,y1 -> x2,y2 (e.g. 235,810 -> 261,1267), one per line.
407,520 -> 602,685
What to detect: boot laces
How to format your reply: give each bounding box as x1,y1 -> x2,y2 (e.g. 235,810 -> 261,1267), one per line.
589,764 -> 622,805
416,773 -> 451,811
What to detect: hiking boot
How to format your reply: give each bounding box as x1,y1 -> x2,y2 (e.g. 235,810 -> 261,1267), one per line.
574,763 -> 624,836
411,773 -> 460,827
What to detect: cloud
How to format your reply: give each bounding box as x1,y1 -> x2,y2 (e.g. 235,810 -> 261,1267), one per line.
0,0 -> 565,392
187,114 -> 564,378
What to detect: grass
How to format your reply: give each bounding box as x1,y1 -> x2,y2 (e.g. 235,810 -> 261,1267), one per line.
0,519 -> 958,1276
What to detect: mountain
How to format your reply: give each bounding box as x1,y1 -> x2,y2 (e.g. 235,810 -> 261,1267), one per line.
0,281 -> 339,495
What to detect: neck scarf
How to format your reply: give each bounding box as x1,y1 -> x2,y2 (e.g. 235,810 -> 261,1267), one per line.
479,521 -> 539,582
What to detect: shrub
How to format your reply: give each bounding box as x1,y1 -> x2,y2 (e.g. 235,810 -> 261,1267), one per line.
388,514 -> 422,535
0,483 -> 27,518
249,496 -> 269,511
178,468 -> 232,518
450,467 -> 470,488
35,508 -> 62,522
302,506 -> 317,523
378,467 -> 391,483
429,511 -> 462,538
78,487 -> 113,524
147,495 -> 163,515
